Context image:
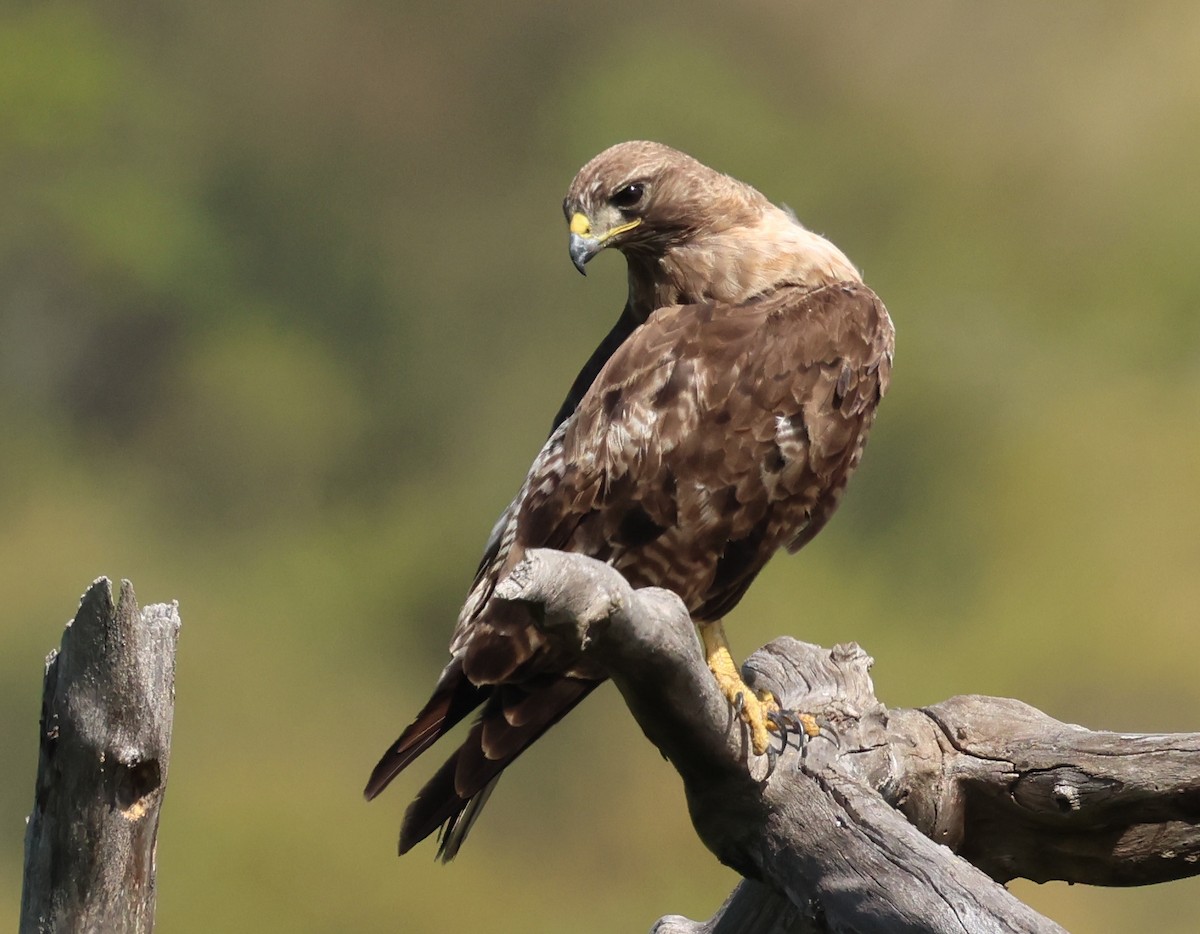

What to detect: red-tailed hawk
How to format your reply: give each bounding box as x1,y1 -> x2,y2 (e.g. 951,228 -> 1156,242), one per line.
365,141 -> 894,860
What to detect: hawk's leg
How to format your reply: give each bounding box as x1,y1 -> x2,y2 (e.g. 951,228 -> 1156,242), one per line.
698,620 -> 819,755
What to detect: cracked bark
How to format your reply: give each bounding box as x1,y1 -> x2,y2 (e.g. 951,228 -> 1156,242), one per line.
496,548 -> 1200,933
20,578 -> 181,934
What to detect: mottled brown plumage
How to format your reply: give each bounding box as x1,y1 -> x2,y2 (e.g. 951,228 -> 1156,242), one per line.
365,141 -> 894,860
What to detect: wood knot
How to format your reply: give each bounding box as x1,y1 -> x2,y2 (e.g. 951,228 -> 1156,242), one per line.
115,757 -> 162,820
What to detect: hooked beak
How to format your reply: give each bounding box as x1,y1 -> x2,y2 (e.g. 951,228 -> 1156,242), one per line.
566,211 -> 642,275
568,212 -> 600,275
569,231 -> 601,275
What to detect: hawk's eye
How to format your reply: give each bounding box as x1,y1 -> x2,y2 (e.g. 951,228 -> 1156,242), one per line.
610,183 -> 645,210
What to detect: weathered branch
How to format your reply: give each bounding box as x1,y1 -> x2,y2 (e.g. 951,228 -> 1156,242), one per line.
915,694 -> 1200,886
497,549 -> 1200,933
21,578 -> 181,934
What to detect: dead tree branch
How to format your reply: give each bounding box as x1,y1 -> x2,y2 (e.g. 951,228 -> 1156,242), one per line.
496,549 -> 1200,933
21,578 -> 181,934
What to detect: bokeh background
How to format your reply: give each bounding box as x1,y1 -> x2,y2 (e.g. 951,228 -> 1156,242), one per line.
3,2 -> 1198,931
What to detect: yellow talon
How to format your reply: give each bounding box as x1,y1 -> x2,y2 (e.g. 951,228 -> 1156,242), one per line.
699,620 -> 787,755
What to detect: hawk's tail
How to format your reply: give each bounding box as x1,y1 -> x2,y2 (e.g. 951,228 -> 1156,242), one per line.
399,676 -> 600,860
363,659 -> 488,802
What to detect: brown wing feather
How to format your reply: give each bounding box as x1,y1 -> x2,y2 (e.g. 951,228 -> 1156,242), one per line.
514,281 -> 893,622
373,280 -> 893,857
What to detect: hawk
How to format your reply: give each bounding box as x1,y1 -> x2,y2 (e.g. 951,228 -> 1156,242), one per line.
365,141 -> 894,860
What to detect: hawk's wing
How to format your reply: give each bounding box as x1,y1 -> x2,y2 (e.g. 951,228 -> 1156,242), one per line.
375,281 -> 893,859
456,280 -> 892,674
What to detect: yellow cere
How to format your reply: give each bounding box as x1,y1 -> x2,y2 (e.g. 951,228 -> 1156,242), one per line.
569,212 -> 591,236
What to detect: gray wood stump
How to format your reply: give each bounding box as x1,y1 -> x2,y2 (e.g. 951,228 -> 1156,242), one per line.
20,578 -> 181,934
496,549 -> 1200,934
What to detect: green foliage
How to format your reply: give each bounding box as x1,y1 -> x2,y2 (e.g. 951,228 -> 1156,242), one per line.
3,2 -> 1198,931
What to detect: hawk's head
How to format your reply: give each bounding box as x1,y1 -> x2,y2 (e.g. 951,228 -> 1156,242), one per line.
562,141 -> 766,275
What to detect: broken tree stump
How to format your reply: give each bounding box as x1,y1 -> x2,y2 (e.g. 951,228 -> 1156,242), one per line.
20,578 -> 181,934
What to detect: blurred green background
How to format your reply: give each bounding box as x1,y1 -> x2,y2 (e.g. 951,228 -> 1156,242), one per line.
3,2 -> 1198,930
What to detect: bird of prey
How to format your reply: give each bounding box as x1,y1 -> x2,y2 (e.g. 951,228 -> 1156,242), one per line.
365,141 -> 894,860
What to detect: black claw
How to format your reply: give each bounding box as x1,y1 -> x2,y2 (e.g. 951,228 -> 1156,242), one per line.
815,717 -> 841,750
733,691 -> 745,716
765,744 -> 778,775
766,710 -> 791,750
765,708 -> 839,756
